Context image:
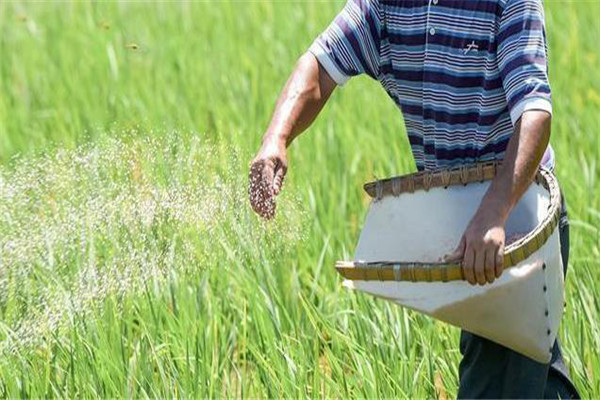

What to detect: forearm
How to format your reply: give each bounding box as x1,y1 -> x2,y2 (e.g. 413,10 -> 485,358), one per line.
249,52 -> 336,219
262,52 -> 336,147
481,110 -> 552,221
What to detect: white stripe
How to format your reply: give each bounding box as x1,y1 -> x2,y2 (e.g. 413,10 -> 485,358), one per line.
510,97 -> 552,125
308,41 -> 350,86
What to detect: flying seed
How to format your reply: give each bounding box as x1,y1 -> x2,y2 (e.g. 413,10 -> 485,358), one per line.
0,133 -> 307,355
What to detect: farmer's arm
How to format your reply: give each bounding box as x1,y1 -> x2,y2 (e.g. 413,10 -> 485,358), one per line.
249,0 -> 382,219
264,53 -> 337,148
249,53 -> 336,219
453,111 -> 551,285
488,111 -> 551,217
447,0 -> 553,285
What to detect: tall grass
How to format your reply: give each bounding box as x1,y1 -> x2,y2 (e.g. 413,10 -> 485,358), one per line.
0,1 -> 598,398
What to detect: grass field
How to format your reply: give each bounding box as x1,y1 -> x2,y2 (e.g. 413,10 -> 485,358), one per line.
0,1 -> 599,398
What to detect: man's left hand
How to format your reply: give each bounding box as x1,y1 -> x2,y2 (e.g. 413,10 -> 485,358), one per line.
445,205 -> 506,285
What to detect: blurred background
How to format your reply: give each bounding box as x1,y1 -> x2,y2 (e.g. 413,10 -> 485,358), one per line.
0,1 -> 598,398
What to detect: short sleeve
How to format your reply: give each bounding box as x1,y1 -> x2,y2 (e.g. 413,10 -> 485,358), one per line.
497,0 -> 552,125
308,0 -> 382,86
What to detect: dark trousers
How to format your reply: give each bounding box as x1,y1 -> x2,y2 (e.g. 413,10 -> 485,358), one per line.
457,194 -> 581,399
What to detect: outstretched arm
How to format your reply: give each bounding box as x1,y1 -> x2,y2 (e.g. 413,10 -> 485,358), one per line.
249,52 -> 336,219
249,0 -> 382,219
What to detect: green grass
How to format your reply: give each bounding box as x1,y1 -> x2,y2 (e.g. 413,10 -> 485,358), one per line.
0,1 -> 599,398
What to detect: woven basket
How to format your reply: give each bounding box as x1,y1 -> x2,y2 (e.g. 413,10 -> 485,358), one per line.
335,162 -> 561,282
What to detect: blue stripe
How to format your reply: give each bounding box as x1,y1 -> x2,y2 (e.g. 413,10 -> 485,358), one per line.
336,17 -> 373,77
380,64 -> 503,90
437,0 -> 504,17
401,104 -> 507,126
380,0 -> 503,17
497,19 -> 544,44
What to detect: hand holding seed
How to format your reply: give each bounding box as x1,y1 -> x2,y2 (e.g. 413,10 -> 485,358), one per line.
248,139 -> 288,220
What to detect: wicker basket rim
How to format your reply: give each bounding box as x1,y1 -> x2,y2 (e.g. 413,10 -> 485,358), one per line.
336,162 -> 562,282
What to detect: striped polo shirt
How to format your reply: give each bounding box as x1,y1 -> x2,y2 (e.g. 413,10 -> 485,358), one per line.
309,0 -> 554,171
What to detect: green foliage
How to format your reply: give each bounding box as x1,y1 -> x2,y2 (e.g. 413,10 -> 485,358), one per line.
0,1 -> 598,398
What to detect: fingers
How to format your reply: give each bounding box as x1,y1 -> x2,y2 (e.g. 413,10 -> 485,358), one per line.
272,162 -> 287,196
495,245 -> 504,278
464,243 -> 504,286
474,247 -> 486,285
484,248 -> 496,284
248,159 -> 276,219
458,218 -> 505,286
462,246 -> 476,285
464,242 -> 504,285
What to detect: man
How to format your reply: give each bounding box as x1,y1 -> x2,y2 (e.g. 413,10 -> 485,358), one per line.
248,0 -> 580,398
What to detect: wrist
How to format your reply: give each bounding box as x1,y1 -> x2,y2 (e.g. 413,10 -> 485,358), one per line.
262,132 -> 289,148
478,195 -> 511,224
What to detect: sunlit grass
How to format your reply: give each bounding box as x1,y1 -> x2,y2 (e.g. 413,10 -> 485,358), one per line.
0,1 -> 598,398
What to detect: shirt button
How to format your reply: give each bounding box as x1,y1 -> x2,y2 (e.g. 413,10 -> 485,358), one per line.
429,27 -> 436,36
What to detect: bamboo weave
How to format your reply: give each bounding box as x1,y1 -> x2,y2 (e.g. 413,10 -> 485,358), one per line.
335,162 -> 561,282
